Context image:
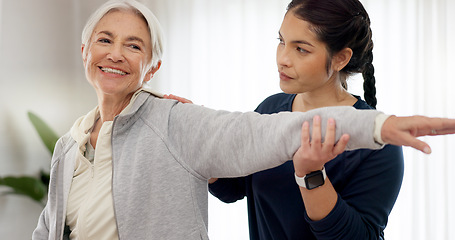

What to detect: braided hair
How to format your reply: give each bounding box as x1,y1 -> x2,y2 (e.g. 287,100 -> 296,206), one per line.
287,0 -> 377,108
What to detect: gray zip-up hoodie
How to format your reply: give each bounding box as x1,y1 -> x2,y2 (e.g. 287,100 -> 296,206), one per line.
32,90 -> 382,240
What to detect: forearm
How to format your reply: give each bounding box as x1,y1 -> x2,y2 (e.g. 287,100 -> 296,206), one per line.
299,178 -> 378,238
306,195 -> 382,240
303,146 -> 404,239
299,178 -> 337,221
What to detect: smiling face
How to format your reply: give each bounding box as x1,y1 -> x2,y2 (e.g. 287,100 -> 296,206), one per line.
82,10 -> 157,101
277,11 -> 336,94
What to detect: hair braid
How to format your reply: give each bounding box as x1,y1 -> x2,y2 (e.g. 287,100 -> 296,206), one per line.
362,49 -> 377,108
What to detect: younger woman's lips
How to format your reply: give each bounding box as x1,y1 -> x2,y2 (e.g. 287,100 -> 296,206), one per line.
280,72 -> 293,81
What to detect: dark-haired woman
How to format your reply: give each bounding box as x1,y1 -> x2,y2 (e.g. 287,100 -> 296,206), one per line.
209,0 -> 403,239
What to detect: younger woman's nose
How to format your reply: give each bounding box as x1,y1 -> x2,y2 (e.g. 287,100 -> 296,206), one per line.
276,46 -> 292,68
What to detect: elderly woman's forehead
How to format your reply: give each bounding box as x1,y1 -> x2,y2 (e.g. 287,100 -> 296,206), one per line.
87,10 -> 152,46
99,8 -> 149,27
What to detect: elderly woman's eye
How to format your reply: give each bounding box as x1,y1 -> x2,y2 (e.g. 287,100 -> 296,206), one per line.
98,38 -> 111,43
130,44 -> 141,50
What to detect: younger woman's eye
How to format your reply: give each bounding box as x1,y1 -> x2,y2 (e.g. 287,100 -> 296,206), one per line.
277,37 -> 284,45
297,47 -> 308,53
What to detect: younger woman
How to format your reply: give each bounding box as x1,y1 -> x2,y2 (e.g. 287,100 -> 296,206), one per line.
209,0 -> 403,239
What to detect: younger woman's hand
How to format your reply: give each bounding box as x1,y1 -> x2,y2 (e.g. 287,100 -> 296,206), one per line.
293,115 -> 350,177
163,94 -> 193,104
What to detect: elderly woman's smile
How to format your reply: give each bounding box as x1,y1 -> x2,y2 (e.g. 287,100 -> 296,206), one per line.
99,67 -> 128,76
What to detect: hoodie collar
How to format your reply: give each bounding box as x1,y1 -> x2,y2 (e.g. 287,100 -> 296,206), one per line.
119,87 -> 162,117
69,87 -> 163,145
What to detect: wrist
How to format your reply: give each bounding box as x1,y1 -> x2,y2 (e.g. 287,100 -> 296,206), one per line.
295,165 -> 325,178
375,113 -> 392,144
295,166 -> 327,190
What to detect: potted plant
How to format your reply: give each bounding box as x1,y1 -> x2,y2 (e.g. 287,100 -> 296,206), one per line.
0,112 -> 59,205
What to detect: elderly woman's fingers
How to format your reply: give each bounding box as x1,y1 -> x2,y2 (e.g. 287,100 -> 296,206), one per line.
381,116 -> 433,153
423,117 -> 455,136
399,132 -> 432,154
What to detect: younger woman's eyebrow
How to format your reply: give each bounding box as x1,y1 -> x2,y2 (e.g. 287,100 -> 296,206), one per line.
278,31 -> 315,47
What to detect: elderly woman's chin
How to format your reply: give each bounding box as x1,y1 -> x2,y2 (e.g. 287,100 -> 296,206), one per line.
88,76 -> 142,98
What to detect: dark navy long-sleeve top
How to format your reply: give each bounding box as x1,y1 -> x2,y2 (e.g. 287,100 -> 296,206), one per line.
209,93 -> 404,240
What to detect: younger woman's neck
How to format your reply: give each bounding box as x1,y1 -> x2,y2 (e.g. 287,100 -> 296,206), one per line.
292,84 -> 357,112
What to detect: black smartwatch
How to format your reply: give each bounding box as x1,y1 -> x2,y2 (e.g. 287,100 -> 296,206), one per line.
294,167 -> 327,190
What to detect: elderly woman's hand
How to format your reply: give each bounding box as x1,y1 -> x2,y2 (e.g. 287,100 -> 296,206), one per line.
163,94 -> 193,104
381,115 -> 455,154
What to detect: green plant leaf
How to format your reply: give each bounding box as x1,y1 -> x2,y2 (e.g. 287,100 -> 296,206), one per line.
0,176 -> 46,202
27,111 -> 59,154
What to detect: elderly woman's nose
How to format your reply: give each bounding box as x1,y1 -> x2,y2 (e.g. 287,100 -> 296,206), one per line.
107,44 -> 125,62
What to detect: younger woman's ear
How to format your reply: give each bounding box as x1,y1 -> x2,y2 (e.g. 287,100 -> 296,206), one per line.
333,48 -> 353,71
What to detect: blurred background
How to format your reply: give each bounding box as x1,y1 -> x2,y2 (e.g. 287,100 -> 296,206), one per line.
0,0 -> 454,239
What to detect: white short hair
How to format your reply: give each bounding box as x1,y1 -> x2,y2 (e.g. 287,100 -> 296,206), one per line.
81,0 -> 164,68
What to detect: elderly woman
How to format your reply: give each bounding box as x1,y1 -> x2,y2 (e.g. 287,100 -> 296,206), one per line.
32,0 -> 455,239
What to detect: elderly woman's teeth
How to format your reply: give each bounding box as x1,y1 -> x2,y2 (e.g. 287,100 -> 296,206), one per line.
101,67 -> 127,75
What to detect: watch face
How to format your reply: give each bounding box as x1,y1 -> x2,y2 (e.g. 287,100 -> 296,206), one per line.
305,171 -> 325,190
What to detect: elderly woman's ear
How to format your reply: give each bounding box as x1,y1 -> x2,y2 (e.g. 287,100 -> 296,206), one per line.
144,61 -> 162,83
81,44 -> 87,65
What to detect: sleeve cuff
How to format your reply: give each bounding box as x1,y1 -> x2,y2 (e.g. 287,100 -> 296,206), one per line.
374,113 -> 391,145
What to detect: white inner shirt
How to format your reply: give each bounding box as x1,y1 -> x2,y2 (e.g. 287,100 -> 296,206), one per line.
66,118 -> 119,240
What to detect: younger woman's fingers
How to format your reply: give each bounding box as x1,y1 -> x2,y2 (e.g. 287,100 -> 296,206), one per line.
332,134 -> 350,155
301,121 -> 311,152
311,115 -> 322,151
322,118 -> 336,152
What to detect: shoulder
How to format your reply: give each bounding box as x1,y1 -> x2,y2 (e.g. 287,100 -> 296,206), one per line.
352,95 -> 374,110
124,91 -> 177,126
255,93 -> 296,114
50,132 -> 76,166
54,132 -> 75,154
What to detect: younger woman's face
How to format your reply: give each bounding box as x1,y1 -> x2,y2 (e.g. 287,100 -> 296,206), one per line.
277,12 -> 336,94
